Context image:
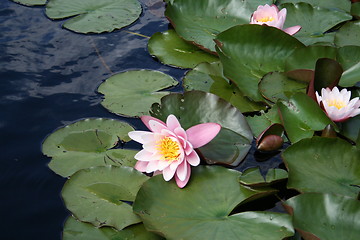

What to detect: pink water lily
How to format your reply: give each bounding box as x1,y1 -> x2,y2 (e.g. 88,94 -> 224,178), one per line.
128,114 -> 221,188
250,4 -> 301,35
316,87 -> 360,122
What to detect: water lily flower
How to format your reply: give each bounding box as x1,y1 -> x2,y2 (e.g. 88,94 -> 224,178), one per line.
316,87 -> 360,122
250,4 -> 301,35
128,114 -> 221,188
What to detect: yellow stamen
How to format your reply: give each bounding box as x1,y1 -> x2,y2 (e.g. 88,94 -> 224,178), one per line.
327,99 -> 346,109
257,16 -> 274,22
157,137 -> 180,162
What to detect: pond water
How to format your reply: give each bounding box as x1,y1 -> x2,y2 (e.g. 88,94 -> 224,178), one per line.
0,1 -> 283,239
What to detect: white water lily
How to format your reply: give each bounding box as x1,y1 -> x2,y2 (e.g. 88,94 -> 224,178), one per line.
316,87 -> 360,122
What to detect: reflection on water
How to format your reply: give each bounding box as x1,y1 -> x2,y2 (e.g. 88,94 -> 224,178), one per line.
0,1 -> 283,239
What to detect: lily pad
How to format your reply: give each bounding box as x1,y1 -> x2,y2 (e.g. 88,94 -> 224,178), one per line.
63,216 -> 163,240
282,137 -> 360,198
335,20 -> 360,47
165,0 -> 274,52
98,70 -> 178,118
215,24 -> 304,102
246,106 -> 282,138
352,2 -> 360,19
183,62 -> 267,112
148,30 -> 218,69
259,72 -> 309,103
46,0 -> 142,33
281,3 -> 352,45
11,0 -> 46,6
239,167 -> 288,187
340,115 -> 360,143
133,166 -> 293,240
62,166 -> 149,230
277,93 -> 333,143
42,118 -> 136,177
337,46 -> 360,87
277,0 -> 351,12
150,91 -> 253,166
284,193 -> 360,240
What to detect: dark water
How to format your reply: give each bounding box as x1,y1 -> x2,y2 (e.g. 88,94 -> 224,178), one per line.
0,1 -> 283,239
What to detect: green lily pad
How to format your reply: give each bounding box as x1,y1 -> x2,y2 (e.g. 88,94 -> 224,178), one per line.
284,193 -> 360,240
285,46 -> 337,71
239,167 -> 288,187
282,3 -> 352,45
282,137 -> 360,198
259,72 -> 309,103
165,0 -> 274,52
46,0 -> 142,33
215,24 -> 304,102
277,93 -> 333,143
42,118 -> 136,177
148,30 -> 218,69
62,166 -> 149,230
133,166 -> 293,240
335,20 -> 360,47
246,106 -> 282,138
150,91 -> 253,166
277,0 -> 351,12
183,62 -> 267,112
337,46 -> 360,87
63,216 -> 164,240
341,115 -> 360,144
352,2 -> 360,19
98,70 -> 178,118
11,0 -> 46,6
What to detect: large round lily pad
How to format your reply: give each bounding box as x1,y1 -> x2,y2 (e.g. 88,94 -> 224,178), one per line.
62,166 -> 149,230
281,3 -> 352,45
277,0 -> 351,12
277,93 -> 333,143
284,193 -> 360,240
165,0 -> 274,52
148,30 -> 218,69
46,0 -> 142,33
215,24 -> 304,102
282,137 -> 360,198
133,166 -> 293,240
150,91 -> 253,166
63,216 -> 164,240
11,0 -> 46,6
335,20 -> 360,47
42,118 -> 137,177
183,62 -> 267,112
98,70 -> 178,117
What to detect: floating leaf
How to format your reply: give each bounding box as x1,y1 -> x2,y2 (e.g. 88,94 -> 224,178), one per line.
259,72 -> 308,103
216,24 -> 304,102
313,58 -> 342,93
62,166 -> 149,230
284,193 -> 360,240
150,91 -> 253,166
239,167 -> 288,187
11,0 -> 46,6
281,3 -> 352,45
165,0 -> 274,52
277,93 -> 333,143
98,70 -> 178,117
340,115 -> 360,144
282,137 -> 360,198
63,216 -> 163,240
183,62 -> 267,112
335,20 -> 360,47
46,0 -> 142,33
246,106 -> 282,138
277,0 -> 351,12
352,2 -> 360,19
148,30 -> 218,69
133,166 -> 293,240
42,118 -> 136,177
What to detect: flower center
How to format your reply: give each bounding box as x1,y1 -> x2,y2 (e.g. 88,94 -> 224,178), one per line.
327,99 -> 346,109
157,137 -> 180,162
257,16 -> 274,22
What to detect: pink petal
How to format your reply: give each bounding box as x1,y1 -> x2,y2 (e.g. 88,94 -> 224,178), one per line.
176,160 -> 188,181
134,161 -> 148,172
175,164 -> 191,188
186,150 -> 200,166
134,150 -> 153,162
141,115 -> 166,132
186,123 -> 221,148
148,119 -> 168,133
163,166 -> 176,181
166,114 -> 181,132
128,131 -> 152,144
146,160 -> 160,173
283,25 -> 301,35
